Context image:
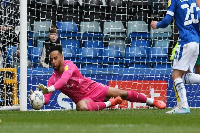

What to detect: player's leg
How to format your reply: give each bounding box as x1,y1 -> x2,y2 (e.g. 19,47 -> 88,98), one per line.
168,42 -> 199,114
195,42 -> 200,75
105,87 -> 166,109
76,97 -> 122,111
182,44 -> 200,84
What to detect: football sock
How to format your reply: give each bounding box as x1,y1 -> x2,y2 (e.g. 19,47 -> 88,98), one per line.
182,73 -> 200,84
174,78 -> 189,109
126,90 -> 147,103
86,99 -> 106,111
146,98 -> 154,105
173,84 -> 182,108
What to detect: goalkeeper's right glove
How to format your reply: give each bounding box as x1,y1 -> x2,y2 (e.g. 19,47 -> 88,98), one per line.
37,83 -> 55,94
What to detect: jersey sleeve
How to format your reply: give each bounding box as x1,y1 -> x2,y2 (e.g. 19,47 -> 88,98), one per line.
166,0 -> 176,17
53,61 -> 76,90
156,0 -> 175,28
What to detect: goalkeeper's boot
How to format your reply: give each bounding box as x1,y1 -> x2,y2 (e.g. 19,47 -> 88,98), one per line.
109,96 -> 123,106
166,107 -> 190,114
153,100 -> 166,109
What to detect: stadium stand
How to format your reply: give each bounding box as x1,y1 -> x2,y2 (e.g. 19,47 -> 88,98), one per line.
104,21 -> 126,56
103,46 -> 125,68
62,47 -> 78,63
33,21 -> 52,47
127,21 -> 150,48
106,0 -> 127,28
80,22 -> 104,48
127,0 -> 150,25
125,46 -> 150,68
7,46 -> 18,67
150,25 -> 172,47
57,21 -> 81,62
79,47 -> 103,68
58,0 -> 82,25
82,0 -> 105,29
29,47 -> 43,68
35,0 -> 57,25
149,47 -> 171,68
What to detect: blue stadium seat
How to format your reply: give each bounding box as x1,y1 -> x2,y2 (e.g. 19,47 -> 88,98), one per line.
150,25 -> 172,47
103,46 -> 125,68
63,48 -> 78,63
79,47 -> 103,68
27,22 -> 34,47
125,46 -> 150,68
80,22 -> 104,48
33,21 -> 52,47
127,21 -> 150,47
30,47 -> 43,68
57,21 -> 81,53
104,21 -> 126,56
149,47 -> 171,68
7,46 -> 18,66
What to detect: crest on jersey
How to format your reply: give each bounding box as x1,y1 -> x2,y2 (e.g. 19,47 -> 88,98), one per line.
168,0 -> 171,7
64,65 -> 69,71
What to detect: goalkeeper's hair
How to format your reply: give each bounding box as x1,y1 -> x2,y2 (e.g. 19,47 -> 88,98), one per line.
50,45 -> 63,54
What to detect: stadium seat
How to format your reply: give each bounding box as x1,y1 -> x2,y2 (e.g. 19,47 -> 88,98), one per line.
127,21 -> 150,47
125,46 -> 150,68
80,22 -> 104,48
149,47 -> 171,68
150,25 -> 172,47
7,46 -> 18,66
27,22 -> 34,47
104,21 -> 126,56
103,46 -> 125,68
63,48 -> 78,63
33,21 -> 52,47
29,47 -> 43,68
57,21 -> 81,54
59,0 -> 82,25
79,47 -> 103,68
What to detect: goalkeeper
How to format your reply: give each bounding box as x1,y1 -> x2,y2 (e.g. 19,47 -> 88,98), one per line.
32,45 -> 166,111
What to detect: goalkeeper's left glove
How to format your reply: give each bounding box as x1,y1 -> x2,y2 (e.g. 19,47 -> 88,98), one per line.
37,83 -> 55,94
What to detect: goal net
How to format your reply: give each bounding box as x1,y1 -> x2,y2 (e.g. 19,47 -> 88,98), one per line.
1,0 -> 200,111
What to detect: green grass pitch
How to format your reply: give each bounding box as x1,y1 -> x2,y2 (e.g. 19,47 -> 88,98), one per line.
1,109 -> 200,133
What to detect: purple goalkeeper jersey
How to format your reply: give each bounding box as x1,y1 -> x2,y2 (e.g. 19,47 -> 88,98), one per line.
44,60 -> 96,104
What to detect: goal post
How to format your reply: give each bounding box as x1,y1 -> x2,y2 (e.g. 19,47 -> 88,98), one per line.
19,0 -> 27,111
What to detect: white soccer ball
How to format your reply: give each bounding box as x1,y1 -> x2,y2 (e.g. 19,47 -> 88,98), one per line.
30,90 -> 44,110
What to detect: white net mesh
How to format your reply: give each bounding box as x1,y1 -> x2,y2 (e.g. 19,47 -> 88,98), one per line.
1,0 -> 199,110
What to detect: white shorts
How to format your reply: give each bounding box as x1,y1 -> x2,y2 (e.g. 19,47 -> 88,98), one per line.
173,42 -> 199,72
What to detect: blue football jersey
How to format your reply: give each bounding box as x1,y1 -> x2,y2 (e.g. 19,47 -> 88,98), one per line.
167,0 -> 200,45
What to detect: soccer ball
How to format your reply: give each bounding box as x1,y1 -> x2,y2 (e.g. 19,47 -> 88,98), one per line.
30,90 -> 44,110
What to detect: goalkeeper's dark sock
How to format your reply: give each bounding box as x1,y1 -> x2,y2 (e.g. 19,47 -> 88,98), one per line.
86,99 -> 106,111
126,90 -> 147,103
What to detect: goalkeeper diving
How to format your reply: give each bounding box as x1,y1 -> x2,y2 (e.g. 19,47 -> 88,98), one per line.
30,45 -> 166,111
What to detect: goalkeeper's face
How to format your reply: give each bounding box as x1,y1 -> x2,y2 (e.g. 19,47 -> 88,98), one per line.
50,51 -> 63,71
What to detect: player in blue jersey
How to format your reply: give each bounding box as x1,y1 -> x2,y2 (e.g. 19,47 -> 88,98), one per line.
151,0 -> 200,114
